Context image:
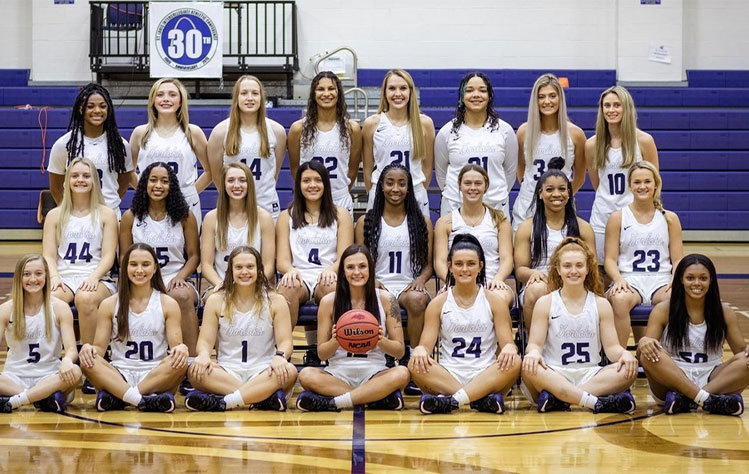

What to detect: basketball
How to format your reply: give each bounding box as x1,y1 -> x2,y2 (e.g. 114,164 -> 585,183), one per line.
335,309 -> 380,354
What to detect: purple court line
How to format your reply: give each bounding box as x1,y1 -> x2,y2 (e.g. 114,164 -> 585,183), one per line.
351,406 -> 366,474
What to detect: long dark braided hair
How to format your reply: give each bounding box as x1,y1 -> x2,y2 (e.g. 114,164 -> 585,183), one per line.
65,83 -> 127,173
363,163 -> 428,278
131,162 -> 189,224
450,72 -> 500,138
300,71 -> 351,151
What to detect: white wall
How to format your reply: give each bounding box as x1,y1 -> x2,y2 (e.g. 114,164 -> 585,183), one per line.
0,0 -> 32,69
684,0 -> 749,69
30,0 -> 92,82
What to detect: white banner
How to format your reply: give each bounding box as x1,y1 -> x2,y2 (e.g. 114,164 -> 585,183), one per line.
149,2 -> 223,78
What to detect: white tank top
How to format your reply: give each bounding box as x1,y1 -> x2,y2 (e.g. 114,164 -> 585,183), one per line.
449,209 -> 501,281
217,299 -> 275,370
214,219 -> 262,281
372,114 -> 426,188
590,146 -> 643,233
374,216 -> 414,290
137,128 -> 199,198
223,119 -> 280,217
57,213 -> 104,278
299,122 -> 351,201
328,291 -> 388,369
662,321 -> 724,369
110,290 -> 168,370
3,305 -> 62,378
531,224 -> 567,273
618,206 -> 672,275
542,290 -> 601,367
131,214 -> 185,284
289,217 -> 338,284
439,287 -> 497,373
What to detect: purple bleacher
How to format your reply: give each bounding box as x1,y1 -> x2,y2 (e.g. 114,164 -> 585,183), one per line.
0,69 -> 29,87
357,69 -> 616,88
687,70 -> 749,88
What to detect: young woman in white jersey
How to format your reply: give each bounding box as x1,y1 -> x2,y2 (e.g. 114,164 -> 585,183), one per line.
362,69 -> 435,216
434,164 -> 514,308
585,85 -> 659,261
185,246 -> 296,411
605,161 -> 683,347
638,254 -> 749,415
514,159 -> 595,328
512,74 -> 587,231
79,243 -> 189,412
207,75 -> 287,220
355,163 -> 433,366
288,71 -> 362,215
201,163 -> 275,297
47,84 -> 134,215
435,72 -> 518,217
0,255 -> 80,413
130,78 -> 210,226
410,234 -> 520,415
120,162 -> 200,356
521,237 -> 638,413
296,245 -> 409,411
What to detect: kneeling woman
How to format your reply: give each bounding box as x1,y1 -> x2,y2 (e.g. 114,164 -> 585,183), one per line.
296,245 -> 410,411
79,243 -> 189,412
410,234 -> 520,415
638,254 -> 749,415
185,246 -> 296,411
0,254 -> 80,413
521,237 -> 638,413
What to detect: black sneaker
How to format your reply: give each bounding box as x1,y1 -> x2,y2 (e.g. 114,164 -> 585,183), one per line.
703,393 -> 744,416
303,350 -> 323,367
593,391 -> 636,414
295,391 -> 339,412
470,392 -> 505,414
0,396 -> 12,413
185,390 -> 226,412
419,394 -> 459,414
179,378 -> 195,396
537,390 -> 571,413
367,390 -> 404,410
253,390 -> 287,411
664,391 -> 697,415
137,393 -> 176,413
95,390 -> 127,412
398,346 -> 411,367
33,391 -> 66,413
403,381 -> 422,396
385,355 -> 396,368
81,379 -> 96,395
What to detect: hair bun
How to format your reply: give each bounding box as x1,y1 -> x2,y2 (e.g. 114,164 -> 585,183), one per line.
548,156 -> 565,171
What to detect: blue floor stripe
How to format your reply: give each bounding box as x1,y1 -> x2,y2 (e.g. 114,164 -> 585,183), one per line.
351,406 -> 365,474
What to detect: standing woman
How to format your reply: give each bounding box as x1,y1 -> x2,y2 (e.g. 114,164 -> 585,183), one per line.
585,85 -> 659,261
435,72 -> 518,217
130,78 -> 209,226
120,162 -> 200,355
207,75 -> 287,220
362,69 -> 434,216
288,71 -> 362,215
604,161 -> 683,347
512,74 -> 587,231
0,255 -> 80,413
48,83 -> 134,216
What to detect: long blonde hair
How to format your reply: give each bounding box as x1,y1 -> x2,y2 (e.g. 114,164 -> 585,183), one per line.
594,85 -> 639,170
221,246 -> 271,322
215,163 -> 259,251
226,75 -> 270,158
547,237 -> 603,296
9,254 -> 54,343
457,164 -> 507,228
525,74 -> 570,168
376,69 -> 426,160
628,161 -> 664,213
141,78 -> 195,152
57,157 -> 105,243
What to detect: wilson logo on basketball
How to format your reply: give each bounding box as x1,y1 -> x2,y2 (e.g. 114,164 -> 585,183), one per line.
343,327 -> 376,337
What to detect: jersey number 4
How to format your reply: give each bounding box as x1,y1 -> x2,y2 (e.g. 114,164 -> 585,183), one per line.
451,337 -> 481,358
63,242 -> 93,264
239,158 -> 262,180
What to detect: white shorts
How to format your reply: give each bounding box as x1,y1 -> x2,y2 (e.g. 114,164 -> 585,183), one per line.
441,196 -> 509,220
369,184 -> 430,217
260,199 -> 281,223
381,279 -> 426,300
443,363 -> 493,387
113,365 -> 156,388
594,231 -> 606,263
61,275 -> 116,295
651,363 -> 718,405
220,364 -> 267,384
333,192 -> 354,218
324,363 -> 387,388
520,363 -> 603,405
511,194 -> 533,233
162,273 -> 200,303
619,272 -> 670,305
2,372 -> 55,390
183,189 -> 203,228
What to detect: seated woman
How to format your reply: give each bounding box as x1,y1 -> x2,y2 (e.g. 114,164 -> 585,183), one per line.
521,237 -> 638,413
296,245 -> 410,411
638,254 -> 748,416
410,234 -> 520,415
185,246 -> 296,411
0,254 -> 80,413
79,243 -> 189,412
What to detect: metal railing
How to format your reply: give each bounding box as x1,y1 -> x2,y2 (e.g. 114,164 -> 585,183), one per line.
313,46 -> 369,117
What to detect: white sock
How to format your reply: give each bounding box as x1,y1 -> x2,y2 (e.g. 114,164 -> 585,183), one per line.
122,387 -> 143,406
334,392 -> 353,409
579,391 -> 598,409
452,389 -> 470,406
9,391 -> 29,409
694,389 -> 710,407
305,330 -> 317,345
224,390 -> 244,409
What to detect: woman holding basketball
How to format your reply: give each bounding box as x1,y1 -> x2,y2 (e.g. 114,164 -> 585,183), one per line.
409,234 -> 520,414
296,244 -> 409,411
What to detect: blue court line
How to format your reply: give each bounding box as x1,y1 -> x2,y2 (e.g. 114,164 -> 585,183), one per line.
351,406 -> 365,474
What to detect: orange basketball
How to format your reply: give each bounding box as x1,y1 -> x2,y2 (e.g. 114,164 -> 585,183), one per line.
335,309 -> 380,354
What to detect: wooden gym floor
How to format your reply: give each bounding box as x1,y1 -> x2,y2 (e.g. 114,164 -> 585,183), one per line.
0,242 -> 748,473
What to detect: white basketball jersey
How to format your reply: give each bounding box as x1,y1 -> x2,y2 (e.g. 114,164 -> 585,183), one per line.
217,300 -> 275,371
662,321 -> 723,369
289,218 -> 338,285
131,214 -> 185,284
57,213 -> 104,278
531,225 -> 567,273
3,306 -> 62,378
590,146 -> 643,233
448,209 -> 501,281
328,291 -> 388,370
542,290 -> 602,367
110,290 -> 168,370
137,128 -> 199,199
372,114 -> 426,188
223,119 -> 281,217
439,287 -> 497,374
618,206 -> 672,275
374,217 -> 414,294
300,122 -> 351,202
214,219 -> 262,281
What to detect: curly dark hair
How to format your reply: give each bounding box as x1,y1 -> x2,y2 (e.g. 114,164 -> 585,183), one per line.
450,72 -> 500,138
363,163 -> 428,278
65,83 -> 127,173
131,162 -> 189,223
301,71 -> 351,152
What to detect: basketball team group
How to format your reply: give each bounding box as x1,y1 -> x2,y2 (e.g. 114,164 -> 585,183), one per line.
1,69 -> 747,417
